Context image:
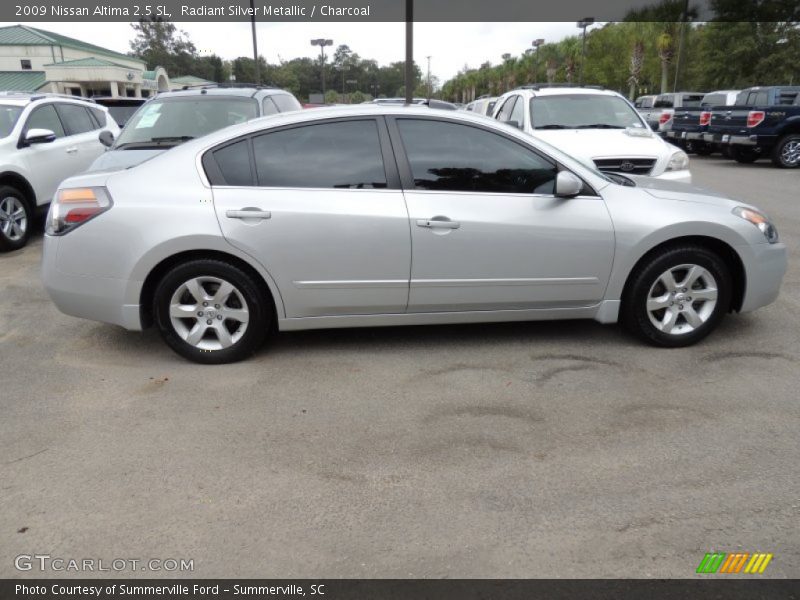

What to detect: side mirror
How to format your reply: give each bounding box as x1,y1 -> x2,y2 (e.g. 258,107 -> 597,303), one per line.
98,130 -> 114,148
25,128 -> 56,144
506,120 -> 523,130
555,171 -> 583,198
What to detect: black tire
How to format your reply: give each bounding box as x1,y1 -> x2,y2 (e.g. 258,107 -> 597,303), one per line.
720,145 -> 732,159
0,185 -> 32,252
621,246 -> 732,348
770,134 -> 800,168
153,259 -> 271,364
730,145 -> 760,164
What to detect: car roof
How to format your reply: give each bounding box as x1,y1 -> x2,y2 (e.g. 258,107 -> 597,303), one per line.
0,91 -> 101,107
508,87 -> 620,97
154,86 -> 292,100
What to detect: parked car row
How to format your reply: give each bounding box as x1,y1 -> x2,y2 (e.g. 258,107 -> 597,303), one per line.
0,85 -> 302,250
636,85 -> 800,168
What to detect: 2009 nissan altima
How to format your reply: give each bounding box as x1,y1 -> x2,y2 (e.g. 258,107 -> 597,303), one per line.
42,106 -> 787,363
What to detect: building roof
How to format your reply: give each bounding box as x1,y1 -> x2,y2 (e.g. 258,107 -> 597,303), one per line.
44,57 -> 132,69
0,71 -> 47,92
0,25 -> 139,65
170,75 -> 215,85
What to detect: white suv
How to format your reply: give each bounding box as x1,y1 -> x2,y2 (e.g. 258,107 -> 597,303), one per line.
492,86 -> 691,183
0,92 -> 119,251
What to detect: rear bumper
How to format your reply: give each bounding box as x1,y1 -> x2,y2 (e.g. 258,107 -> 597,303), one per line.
703,132 -> 778,148
41,235 -> 143,331
738,242 -> 788,313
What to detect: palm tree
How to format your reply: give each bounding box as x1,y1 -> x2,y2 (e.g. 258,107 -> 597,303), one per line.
628,39 -> 645,99
657,31 -> 675,93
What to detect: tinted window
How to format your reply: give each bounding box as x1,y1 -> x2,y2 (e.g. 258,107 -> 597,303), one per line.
701,93 -> 726,107
213,140 -> 253,186
26,105 -> 65,137
654,95 -> 674,108
89,107 -> 107,127
56,104 -> 96,134
485,100 -> 497,116
253,120 -> 387,189
755,91 -> 769,105
397,119 -> 557,194
680,94 -> 704,107
0,104 -> 23,138
271,94 -> 302,113
262,97 -> 279,116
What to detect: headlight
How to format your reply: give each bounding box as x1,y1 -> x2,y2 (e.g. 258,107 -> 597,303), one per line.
46,187 -> 113,236
733,206 -> 779,243
666,150 -> 689,171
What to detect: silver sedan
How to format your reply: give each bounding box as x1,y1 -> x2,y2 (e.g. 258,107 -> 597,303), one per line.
42,106 -> 787,363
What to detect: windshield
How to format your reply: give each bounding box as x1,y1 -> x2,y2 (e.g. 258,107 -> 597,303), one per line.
106,105 -> 142,127
530,94 -> 645,130
0,104 -> 23,138
115,96 -> 259,146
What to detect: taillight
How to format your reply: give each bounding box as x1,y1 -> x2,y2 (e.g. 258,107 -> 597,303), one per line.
747,111 -> 765,127
46,187 -> 113,235
699,111 -> 711,126
659,111 -> 671,125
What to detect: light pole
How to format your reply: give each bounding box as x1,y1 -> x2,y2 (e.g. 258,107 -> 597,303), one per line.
576,18 -> 594,85
250,0 -> 259,85
531,38 -> 544,83
426,55 -> 432,101
310,38 -> 333,96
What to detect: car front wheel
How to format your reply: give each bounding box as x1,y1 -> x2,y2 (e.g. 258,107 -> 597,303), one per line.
154,259 -> 270,363
622,246 -> 732,347
0,186 -> 31,252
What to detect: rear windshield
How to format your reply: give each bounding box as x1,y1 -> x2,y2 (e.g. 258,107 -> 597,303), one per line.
531,94 -> 645,129
680,94 -> 704,107
654,95 -> 674,108
0,104 -> 23,138
115,96 -> 258,145
702,93 -> 727,107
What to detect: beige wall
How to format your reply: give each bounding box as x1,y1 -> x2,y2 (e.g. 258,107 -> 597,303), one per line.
0,44 -> 144,71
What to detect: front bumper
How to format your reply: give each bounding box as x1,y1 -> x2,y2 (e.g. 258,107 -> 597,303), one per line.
738,242 -> 788,313
42,235 -> 143,331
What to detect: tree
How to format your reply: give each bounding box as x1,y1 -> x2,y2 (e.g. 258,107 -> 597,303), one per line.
129,17 -> 197,76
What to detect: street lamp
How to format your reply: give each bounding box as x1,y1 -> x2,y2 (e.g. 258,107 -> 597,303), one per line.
531,38 -> 544,83
426,55 -> 432,101
576,18 -> 594,85
310,38 -> 333,96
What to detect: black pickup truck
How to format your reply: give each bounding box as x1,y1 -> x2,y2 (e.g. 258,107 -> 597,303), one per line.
704,86 -> 800,167
667,90 -> 739,155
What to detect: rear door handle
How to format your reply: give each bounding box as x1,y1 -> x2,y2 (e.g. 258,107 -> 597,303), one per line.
65,147 -> 78,154
416,218 -> 460,229
226,209 -> 272,220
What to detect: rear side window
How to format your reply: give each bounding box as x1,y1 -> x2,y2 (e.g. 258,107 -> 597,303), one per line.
397,119 -> 557,194
56,104 -> 96,134
26,105 -> 65,137
212,140 -> 253,186
271,94 -> 302,113
253,120 -> 387,189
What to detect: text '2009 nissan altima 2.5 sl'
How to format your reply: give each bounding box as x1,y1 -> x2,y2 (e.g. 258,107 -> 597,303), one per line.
42,106 -> 787,364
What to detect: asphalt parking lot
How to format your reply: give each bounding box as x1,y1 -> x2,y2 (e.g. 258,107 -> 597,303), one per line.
1,156 -> 798,579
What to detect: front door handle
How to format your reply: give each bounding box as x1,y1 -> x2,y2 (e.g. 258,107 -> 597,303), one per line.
65,147 -> 78,154
416,218 -> 460,230
226,209 -> 272,220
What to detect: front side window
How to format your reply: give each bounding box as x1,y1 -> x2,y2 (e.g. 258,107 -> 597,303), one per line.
530,94 -> 645,130
397,119 -> 557,194
26,105 -> 65,137
262,97 -> 279,116
496,96 -> 517,121
509,96 -> 525,126
0,104 -> 23,138
253,120 -> 387,189
115,96 -> 258,146
56,104 -> 96,134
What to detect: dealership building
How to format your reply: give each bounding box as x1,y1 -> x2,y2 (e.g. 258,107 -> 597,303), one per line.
0,24 -> 170,97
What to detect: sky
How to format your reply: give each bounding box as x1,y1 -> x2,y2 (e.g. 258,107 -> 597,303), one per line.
31,21 -> 582,82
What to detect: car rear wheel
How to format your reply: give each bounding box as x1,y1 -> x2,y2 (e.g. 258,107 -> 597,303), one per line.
730,146 -> 760,164
154,259 -> 270,363
770,134 -> 800,168
622,246 -> 731,347
0,186 -> 31,252
693,143 -> 714,156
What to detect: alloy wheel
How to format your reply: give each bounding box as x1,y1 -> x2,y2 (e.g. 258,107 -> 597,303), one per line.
646,264 -> 718,335
780,140 -> 800,166
0,196 -> 27,242
169,276 -> 250,351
